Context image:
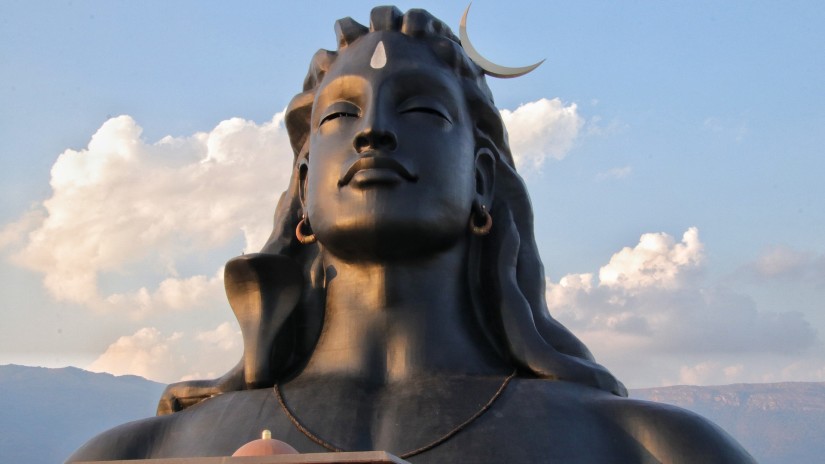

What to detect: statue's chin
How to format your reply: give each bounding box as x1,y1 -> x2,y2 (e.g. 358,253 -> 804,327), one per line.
316,221 -> 466,262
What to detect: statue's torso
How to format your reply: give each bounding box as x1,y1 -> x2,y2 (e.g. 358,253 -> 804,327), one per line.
68,376 -> 755,463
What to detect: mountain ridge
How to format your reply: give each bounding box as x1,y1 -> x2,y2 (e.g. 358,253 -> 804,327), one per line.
632,381 -> 825,463
0,364 -> 165,464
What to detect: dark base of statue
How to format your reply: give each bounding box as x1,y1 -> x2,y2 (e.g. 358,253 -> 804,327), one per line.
74,451 -> 409,464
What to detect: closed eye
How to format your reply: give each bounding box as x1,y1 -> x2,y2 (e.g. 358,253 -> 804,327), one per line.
399,106 -> 451,122
320,111 -> 358,125
319,101 -> 361,127
398,96 -> 453,124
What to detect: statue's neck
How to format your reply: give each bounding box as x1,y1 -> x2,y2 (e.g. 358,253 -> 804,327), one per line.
298,245 -> 507,384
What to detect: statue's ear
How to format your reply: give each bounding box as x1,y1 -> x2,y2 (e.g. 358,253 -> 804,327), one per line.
474,147 -> 496,204
297,158 -> 309,209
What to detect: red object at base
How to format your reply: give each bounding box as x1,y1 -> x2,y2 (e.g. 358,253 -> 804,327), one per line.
232,433 -> 299,457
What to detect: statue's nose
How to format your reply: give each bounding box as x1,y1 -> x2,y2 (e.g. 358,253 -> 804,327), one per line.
353,127 -> 397,153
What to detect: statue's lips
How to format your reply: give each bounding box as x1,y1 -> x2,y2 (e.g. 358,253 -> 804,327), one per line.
338,156 -> 418,187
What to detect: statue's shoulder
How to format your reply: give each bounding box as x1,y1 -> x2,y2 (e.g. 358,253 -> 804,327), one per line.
65,413 -> 171,462
500,378 -> 756,463
591,386 -> 757,463
66,388 -> 277,461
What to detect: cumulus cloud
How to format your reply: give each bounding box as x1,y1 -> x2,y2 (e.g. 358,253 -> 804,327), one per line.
87,327 -> 184,381
195,321 -> 241,352
0,208 -> 45,249
599,228 -> 703,291
547,228 -> 819,386
745,246 -> 825,284
104,269 -> 226,319
500,98 -> 583,170
5,113 -> 293,314
87,323 -> 242,382
752,246 -> 810,277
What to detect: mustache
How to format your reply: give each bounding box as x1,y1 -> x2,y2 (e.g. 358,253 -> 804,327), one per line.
338,156 -> 419,186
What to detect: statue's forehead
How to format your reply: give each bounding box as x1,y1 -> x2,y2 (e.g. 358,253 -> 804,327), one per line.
314,33 -> 467,113
325,32 -> 445,79
312,32 -> 467,121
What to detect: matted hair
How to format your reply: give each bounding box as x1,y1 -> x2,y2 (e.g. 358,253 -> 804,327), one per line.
159,5 -> 624,416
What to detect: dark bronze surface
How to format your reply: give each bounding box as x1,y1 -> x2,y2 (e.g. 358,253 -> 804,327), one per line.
75,451 -> 410,463
68,6 -> 756,463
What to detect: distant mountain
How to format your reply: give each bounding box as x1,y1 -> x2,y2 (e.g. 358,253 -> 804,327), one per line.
0,364 -> 164,464
1,365 -> 822,463
631,382 -> 825,464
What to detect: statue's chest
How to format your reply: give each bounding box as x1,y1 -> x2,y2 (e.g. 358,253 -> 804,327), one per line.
177,380 -> 642,462
263,379 -> 639,462
270,378 -> 509,456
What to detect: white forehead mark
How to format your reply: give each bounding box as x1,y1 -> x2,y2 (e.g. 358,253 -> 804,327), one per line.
370,41 -> 387,69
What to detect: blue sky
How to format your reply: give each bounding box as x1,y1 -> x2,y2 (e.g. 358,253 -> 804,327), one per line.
1,1 -> 824,388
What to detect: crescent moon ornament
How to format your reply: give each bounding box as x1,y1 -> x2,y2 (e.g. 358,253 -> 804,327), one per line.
459,4 -> 545,78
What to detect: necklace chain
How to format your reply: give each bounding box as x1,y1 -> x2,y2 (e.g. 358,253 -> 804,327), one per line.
273,370 -> 516,459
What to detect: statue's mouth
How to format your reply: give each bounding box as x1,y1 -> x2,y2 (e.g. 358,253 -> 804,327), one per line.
338,156 -> 418,187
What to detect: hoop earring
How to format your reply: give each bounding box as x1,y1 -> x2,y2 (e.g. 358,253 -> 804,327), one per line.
469,205 -> 493,236
295,214 -> 316,244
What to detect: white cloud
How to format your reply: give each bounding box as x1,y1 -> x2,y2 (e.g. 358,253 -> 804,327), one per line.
87,327 -> 184,381
103,268 -> 226,319
752,246 -> 810,278
584,115 -> 628,137
595,166 -> 632,181
500,98 -> 583,170
195,321 -> 241,352
0,208 -> 45,249
88,324 -> 242,383
656,356 -> 825,387
598,227 -> 703,291
745,246 -> 825,284
6,113 -> 293,314
548,228 -> 819,387
761,358 -> 825,383
676,361 -> 745,386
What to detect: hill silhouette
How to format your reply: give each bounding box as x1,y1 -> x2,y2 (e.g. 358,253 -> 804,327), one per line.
633,382 -> 825,463
0,364 -> 164,464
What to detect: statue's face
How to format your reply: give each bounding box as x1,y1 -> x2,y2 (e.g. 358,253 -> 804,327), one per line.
305,32 -> 478,260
